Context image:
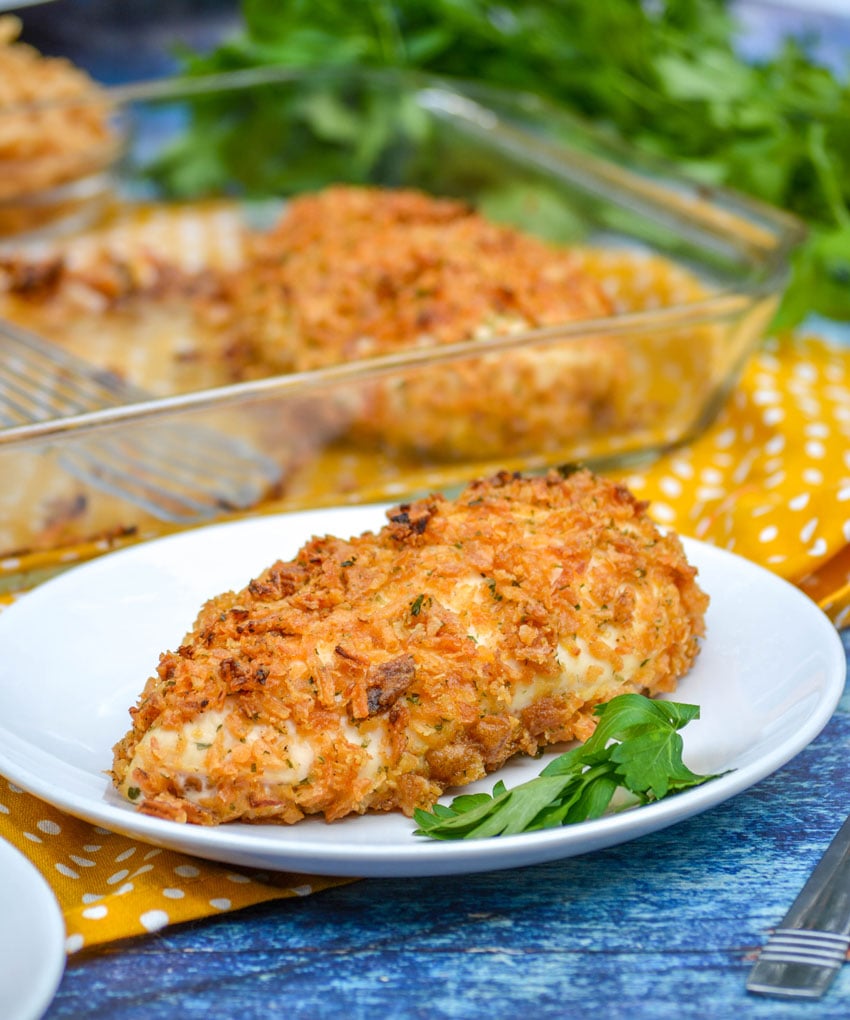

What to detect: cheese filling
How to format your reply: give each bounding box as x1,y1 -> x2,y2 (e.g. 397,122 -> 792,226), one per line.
121,697 -> 390,806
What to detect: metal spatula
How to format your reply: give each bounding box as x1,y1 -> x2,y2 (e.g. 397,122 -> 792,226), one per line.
0,321 -> 281,522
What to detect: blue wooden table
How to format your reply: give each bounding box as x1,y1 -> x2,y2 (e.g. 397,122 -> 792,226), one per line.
43,630 -> 850,1019
17,3 -> 850,1015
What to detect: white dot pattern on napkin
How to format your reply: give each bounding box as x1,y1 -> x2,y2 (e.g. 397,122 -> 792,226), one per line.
0,777 -> 336,954
616,335 -> 850,600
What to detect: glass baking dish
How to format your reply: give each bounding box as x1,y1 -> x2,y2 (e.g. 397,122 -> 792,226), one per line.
0,67 -> 804,588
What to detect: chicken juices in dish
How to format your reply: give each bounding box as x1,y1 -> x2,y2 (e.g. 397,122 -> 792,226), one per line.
112,470 -> 709,825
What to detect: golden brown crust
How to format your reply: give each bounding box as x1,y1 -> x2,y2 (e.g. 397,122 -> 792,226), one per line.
0,16 -> 114,201
112,469 -> 709,826
208,185 -> 612,371
0,186 -> 644,469
199,185 -> 623,457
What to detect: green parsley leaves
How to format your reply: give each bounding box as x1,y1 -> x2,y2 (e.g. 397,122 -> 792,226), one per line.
171,0 -> 850,325
413,693 -> 722,840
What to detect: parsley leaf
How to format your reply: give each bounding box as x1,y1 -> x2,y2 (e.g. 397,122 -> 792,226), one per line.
413,693 -> 723,840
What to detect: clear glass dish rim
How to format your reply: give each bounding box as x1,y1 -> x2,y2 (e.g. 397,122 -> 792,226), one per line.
0,64 -> 807,447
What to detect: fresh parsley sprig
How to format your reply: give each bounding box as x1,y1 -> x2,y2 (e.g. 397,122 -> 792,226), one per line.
413,693 -> 722,840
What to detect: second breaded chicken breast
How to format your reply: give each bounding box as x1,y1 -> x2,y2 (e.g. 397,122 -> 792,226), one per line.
112,469 -> 708,825
202,186 -> 626,458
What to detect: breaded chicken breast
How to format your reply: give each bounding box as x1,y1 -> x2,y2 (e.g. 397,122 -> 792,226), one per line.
203,186 -> 626,458
112,470 -> 708,825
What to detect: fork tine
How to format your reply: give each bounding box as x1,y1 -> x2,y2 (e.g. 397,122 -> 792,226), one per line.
747,813 -> 850,1000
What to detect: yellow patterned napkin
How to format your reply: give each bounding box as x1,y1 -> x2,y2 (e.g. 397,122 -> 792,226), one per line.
1,328 -> 849,955
612,331 -> 850,628
0,779 -> 351,954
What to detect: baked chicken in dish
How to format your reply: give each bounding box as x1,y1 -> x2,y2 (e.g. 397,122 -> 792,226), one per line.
205,185 -> 628,457
112,469 -> 708,825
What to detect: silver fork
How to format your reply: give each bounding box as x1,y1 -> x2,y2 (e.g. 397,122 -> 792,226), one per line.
0,321 -> 281,522
747,811 -> 850,999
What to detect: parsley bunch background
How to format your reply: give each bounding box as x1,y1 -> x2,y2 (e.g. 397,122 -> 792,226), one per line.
169,0 -> 850,327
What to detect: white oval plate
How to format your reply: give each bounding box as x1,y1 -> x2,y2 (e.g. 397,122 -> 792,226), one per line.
0,838 -> 65,1020
0,505 -> 844,878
